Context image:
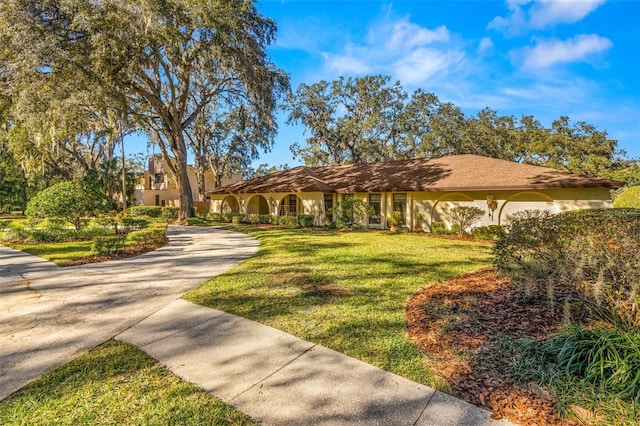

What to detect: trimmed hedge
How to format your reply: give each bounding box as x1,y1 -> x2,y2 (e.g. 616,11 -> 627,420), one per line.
79,226 -> 111,239
249,214 -> 271,224
118,218 -> 149,233
126,228 -> 166,245
127,206 -> 163,218
92,235 -> 126,255
183,217 -> 209,226
161,206 -> 179,221
276,215 -> 299,228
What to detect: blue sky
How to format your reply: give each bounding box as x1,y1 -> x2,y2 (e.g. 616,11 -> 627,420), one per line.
132,0 -> 640,167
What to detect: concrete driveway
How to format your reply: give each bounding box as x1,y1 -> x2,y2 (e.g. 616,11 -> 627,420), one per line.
0,226 -> 259,401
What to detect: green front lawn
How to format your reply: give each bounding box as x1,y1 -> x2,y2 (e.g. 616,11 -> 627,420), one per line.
9,241 -> 95,266
185,228 -> 493,387
0,341 -> 255,426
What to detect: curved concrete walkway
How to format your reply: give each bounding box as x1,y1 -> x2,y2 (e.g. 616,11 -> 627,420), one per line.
1,226 -> 511,425
0,226 -> 259,401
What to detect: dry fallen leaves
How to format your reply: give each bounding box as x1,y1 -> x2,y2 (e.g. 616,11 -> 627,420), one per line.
406,267 -> 588,426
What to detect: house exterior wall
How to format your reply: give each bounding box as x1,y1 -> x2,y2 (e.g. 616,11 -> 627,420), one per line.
210,186 -> 614,231
134,156 -> 239,207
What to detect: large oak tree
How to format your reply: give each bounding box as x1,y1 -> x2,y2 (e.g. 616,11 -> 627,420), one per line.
1,0 -> 287,219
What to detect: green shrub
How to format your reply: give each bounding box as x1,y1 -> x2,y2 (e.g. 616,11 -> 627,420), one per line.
184,217 -> 209,226
494,208 -> 640,329
613,186 -> 640,208
277,215 -> 299,228
118,218 -> 149,233
127,206 -> 163,218
297,214 -> 314,227
147,222 -> 168,231
80,226 -> 112,239
497,327 -> 640,422
0,219 -> 11,232
1,227 -> 30,242
126,228 -> 166,245
94,216 -> 117,230
25,179 -> 109,230
43,218 -> 68,228
221,212 -> 234,223
92,235 -> 126,255
208,212 -> 223,222
448,206 -> 485,236
547,325 -> 640,402
231,214 -> 244,224
389,210 -> 403,228
329,197 -> 374,229
29,226 -> 79,243
24,217 -> 42,229
161,206 -> 180,221
249,214 -> 271,224
471,225 -> 505,240
431,221 -> 450,234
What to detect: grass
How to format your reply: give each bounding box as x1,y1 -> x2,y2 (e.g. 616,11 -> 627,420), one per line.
8,241 -> 95,266
184,227 -> 493,387
0,340 -> 255,426
496,328 -> 640,425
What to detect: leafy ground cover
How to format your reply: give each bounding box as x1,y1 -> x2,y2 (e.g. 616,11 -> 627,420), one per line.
184,226 -> 493,385
0,216 -> 167,266
6,238 -> 166,266
0,341 -> 255,426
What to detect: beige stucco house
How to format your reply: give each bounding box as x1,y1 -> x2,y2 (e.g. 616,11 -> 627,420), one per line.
134,155 -> 240,210
207,154 -> 624,231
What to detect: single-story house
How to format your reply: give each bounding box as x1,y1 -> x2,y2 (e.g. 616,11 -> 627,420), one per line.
207,154 -> 624,231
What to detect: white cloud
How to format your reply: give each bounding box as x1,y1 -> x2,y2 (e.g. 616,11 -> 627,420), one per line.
477,37 -> 494,53
384,21 -> 450,50
322,51 -> 372,75
529,0 -> 606,28
518,34 -> 613,69
489,0 -> 606,35
488,4 -> 527,35
394,48 -> 465,85
315,14 -> 461,87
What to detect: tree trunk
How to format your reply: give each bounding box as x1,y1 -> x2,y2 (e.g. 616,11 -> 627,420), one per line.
196,168 -> 206,202
164,132 -> 194,221
177,165 -> 194,220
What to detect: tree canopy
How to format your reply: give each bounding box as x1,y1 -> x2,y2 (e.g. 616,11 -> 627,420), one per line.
25,179 -> 109,230
1,0 -> 288,219
287,75 -> 636,180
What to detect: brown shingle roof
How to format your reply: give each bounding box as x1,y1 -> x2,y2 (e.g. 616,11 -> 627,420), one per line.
208,154 -> 624,194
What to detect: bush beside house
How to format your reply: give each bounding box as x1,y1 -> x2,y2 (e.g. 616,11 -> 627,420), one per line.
493,208 -> 640,404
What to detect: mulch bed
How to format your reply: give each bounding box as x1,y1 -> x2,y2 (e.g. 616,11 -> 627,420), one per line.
406,267 -> 589,425
65,241 -> 167,266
